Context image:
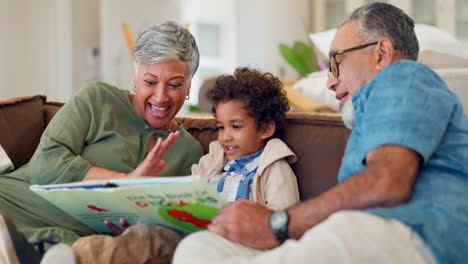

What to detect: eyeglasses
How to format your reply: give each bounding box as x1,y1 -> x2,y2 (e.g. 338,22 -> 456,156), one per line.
328,41 -> 378,78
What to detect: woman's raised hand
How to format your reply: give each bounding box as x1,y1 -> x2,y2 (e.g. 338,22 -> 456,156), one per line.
104,132 -> 180,234
127,131 -> 180,177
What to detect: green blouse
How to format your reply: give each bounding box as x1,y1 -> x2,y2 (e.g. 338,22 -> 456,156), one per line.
0,81 -> 203,240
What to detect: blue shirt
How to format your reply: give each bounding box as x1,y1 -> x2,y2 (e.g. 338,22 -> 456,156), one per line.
208,148 -> 264,202
339,60 -> 468,263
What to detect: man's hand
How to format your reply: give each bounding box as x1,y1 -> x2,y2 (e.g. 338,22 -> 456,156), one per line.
208,199 -> 280,249
128,131 -> 180,177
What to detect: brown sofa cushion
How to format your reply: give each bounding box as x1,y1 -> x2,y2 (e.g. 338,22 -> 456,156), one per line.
175,116 -> 217,154
0,95 -> 348,201
284,113 -> 349,200
177,112 -> 349,201
0,96 -> 46,169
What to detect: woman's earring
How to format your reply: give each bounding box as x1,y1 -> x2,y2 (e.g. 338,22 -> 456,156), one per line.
185,95 -> 190,100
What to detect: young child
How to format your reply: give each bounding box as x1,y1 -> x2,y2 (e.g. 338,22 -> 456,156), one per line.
192,67 -> 300,210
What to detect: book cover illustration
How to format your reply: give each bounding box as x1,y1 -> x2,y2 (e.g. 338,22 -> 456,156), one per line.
30,177 -> 226,234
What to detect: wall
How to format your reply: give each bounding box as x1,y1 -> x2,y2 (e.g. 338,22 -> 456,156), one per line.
99,0 -> 183,93
180,0 -> 237,109
236,0 -> 312,81
311,0 -> 468,45
180,0 -> 313,109
0,0 -> 99,102
0,0 -> 51,100
1,1 -> 244,111
49,0 -> 73,102
0,0 -> 5,93
71,0 -> 100,95
4,0 -> 464,104
1,0 -> 312,104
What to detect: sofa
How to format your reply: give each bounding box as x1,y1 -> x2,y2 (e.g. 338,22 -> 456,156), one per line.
0,95 -> 350,201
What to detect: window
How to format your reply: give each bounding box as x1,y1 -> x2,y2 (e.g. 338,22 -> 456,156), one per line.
365,0 -> 387,4
456,0 -> 468,38
413,0 -> 436,25
182,22 -> 225,113
326,0 -> 345,29
197,23 -> 221,58
196,22 -> 223,84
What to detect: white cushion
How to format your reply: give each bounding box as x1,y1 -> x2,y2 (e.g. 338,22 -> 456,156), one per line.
293,67 -> 468,115
309,24 -> 468,69
0,145 -> 14,174
292,70 -> 339,111
309,28 -> 336,61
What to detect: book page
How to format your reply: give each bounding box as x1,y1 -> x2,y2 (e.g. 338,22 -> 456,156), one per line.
31,178 -> 226,233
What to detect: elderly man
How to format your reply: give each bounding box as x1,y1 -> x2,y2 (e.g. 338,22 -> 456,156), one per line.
173,3 -> 468,264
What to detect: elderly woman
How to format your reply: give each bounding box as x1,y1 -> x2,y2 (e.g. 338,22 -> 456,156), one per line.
0,21 -> 203,262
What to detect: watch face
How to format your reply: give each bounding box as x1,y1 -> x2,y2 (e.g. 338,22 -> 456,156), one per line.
271,211 -> 288,230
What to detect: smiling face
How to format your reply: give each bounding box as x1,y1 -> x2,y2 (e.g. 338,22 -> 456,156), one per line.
215,100 -> 274,161
327,20 -> 379,110
133,61 -> 191,130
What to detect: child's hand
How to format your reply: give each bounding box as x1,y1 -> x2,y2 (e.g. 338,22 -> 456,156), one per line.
104,218 -> 142,236
104,218 -> 129,236
104,218 -> 143,236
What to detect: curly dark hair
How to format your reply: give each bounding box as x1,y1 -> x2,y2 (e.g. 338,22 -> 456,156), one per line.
209,67 -> 290,139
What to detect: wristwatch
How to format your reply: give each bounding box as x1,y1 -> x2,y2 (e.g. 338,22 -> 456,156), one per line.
268,210 -> 289,244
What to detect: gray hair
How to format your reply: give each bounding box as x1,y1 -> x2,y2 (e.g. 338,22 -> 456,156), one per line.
340,2 -> 419,60
132,21 -> 200,76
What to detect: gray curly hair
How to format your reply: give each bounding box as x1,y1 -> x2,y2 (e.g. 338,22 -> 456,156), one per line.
132,21 -> 200,76
341,2 -> 419,61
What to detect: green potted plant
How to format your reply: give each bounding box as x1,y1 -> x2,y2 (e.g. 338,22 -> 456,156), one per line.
279,41 -> 320,76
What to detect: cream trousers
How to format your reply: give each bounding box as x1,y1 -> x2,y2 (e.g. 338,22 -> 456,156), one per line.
173,210 -> 436,264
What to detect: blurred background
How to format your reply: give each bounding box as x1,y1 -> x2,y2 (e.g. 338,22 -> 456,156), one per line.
1,0 -> 467,114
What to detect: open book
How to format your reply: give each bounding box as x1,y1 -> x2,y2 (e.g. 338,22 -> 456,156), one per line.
30,176 -> 227,234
